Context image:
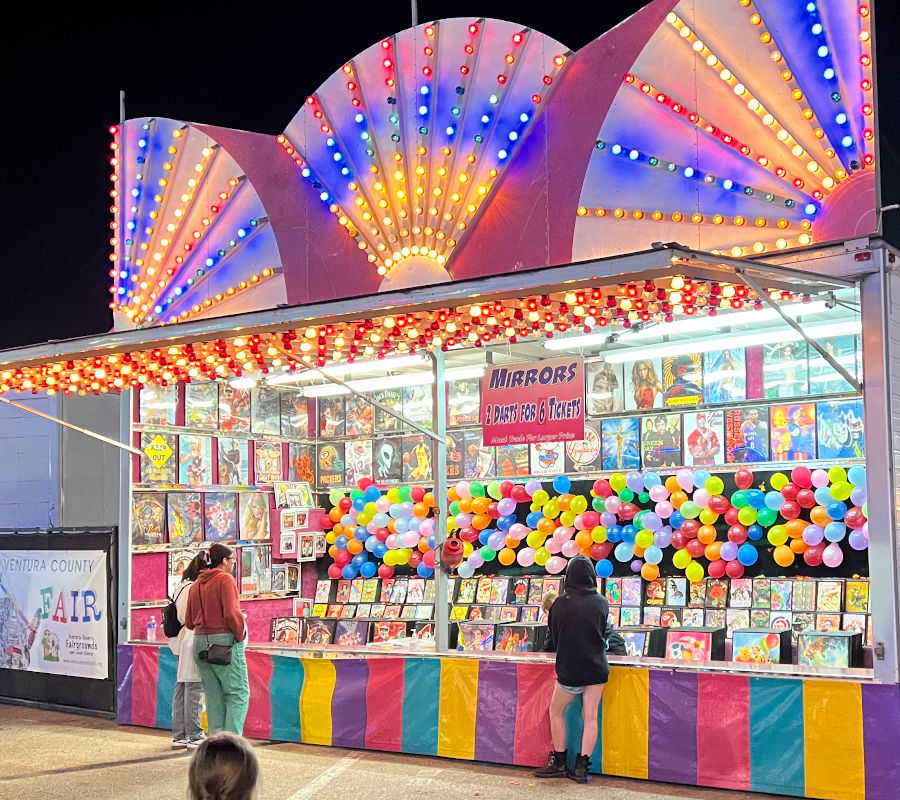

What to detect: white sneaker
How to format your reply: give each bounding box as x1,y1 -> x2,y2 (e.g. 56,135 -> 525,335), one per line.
186,739 -> 205,750
172,740 -> 188,750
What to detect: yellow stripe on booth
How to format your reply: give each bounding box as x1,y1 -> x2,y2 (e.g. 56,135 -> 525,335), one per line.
602,667 -> 649,779
300,659 -> 336,746
803,680 -> 865,800
438,658 -> 479,760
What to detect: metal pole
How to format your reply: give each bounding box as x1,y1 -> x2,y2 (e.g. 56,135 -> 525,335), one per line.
118,390 -> 134,644
411,0 -> 418,27
427,349 -> 449,652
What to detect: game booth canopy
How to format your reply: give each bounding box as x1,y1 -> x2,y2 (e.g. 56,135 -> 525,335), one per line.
2,1 -> 899,797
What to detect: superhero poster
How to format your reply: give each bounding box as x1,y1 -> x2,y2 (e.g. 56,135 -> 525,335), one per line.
529,442 -> 564,476
288,443 -> 316,483
166,492 -> 203,545
203,492 -> 237,542
770,403 -> 817,461
663,354 -> 703,407
218,385 -> 250,434
725,407 -> 770,463
816,399 -> 864,459
763,342 -> 808,399
703,348 -> 746,404
624,357 -> 663,411
178,435 -> 213,487
131,493 -> 166,546
601,417 -> 640,470
463,431 -> 495,479
402,435 -> 432,482
564,422 -> 602,473
372,438 -> 402,482
639,414 -> 682,469
585,361 -> 624,415
683,410 -> 725,467
316,443 -> 345,487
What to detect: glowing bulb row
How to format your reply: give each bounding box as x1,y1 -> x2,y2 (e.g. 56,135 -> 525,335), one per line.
160,268 -> 280,325
855,2 -> 876,164
576,203 -> 812,232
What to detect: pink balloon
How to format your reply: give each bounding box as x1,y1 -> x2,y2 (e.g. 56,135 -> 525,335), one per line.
517,547 -> 536,567
693,489 -> 711,509
822,542 -> 844,568
676,468 -> 694,492
546,537 -> 563,554
561,540 -> 581,558
508,523 -> 530,541
649,484 -> 670,502
811,469 -> 830,488
604,496 -> 621,514
655,500 -> 674,519
546,556 -> 567,574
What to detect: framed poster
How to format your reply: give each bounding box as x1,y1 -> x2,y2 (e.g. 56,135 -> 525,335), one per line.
683,410 -> 724,467
725,407 -> 770,463
218,385 -> 250,433
239,492 -> 270,540
640,414 -> 682,468
217,437 -> 249,486
529,442 -> 564,476
402,435 -> 432,482
184,383 -> 218,429
372,388 -> 403,434
809,335 -> 859,395
316,443 -> 345,487
344,395 -> 375,437
564,421 -> 602,473
345,440 -> 373,486
770,403 -> 817,461
763,342 -> 808,399
624,358 -> 663,411
166,492 -> 203,545
251,386 -> 282,436
463,430 -> 495,479
318,397 -> 345,438
254,441 -> 283,485
204,492 -> 237,542
179,435 -> 213,487
448,379 -> 480,426
140,432 -> 177,485
139,385 -> 177,426
287,442 -> 316,483
280,390 -> 309,439
816,399 -> 864,459
586,361 -> 624,415
703,348 -> 746,404
373,437 -> 402,482
601,417 -> 640,470
495,444 -> 529,478
402,385 -> 433,430
663,354 -> 703,407
132,493 -> 166,546
446,431 -> 465,479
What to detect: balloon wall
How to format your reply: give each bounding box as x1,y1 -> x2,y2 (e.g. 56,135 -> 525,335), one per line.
319,466 -> 868,584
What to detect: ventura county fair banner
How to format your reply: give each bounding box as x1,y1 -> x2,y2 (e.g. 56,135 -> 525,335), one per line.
481,356 -> 585,447
0,550 -> 108,679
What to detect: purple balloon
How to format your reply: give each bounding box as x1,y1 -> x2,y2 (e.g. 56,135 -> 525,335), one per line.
803,524 -> 824,546
497,497 -> 517,516
850,486 -> 867,507
848,530 -> 869,551
630,559 -> 643,573
654,526 -> 673,548
720,541 -> 738,561
600,511 -> 617,528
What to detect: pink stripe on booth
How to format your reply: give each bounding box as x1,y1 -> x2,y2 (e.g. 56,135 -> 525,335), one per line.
244,650 -> 274,739
697,673 -> 751,790
365,657 -> 404,752
130,646 -> 160,727
512,661 -> 555,766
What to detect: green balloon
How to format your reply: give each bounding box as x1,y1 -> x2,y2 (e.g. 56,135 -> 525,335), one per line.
592,497 -> 605,511
470,482 -> 486,498
480,546 -> 497,562
639,491 -> 650,503
449,501 -> 461,516
398,486 -> 412,502
619,488 -> 634,503
487,481 -> 503,500
757,507 -> 777,527
349,488 -> 364,500
731,490 -> 749,509
329,489 -> 345,506
680,501 -> 700,519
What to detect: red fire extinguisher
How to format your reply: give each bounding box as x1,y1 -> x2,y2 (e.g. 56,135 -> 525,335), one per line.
439,532 -> 464,571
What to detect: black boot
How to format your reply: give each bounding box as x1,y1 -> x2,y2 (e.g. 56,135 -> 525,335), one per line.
534,749 -> 568,778
568,753 -> 591,783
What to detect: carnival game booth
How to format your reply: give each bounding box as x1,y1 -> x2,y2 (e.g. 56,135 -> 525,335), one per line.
2,2 -> 899,799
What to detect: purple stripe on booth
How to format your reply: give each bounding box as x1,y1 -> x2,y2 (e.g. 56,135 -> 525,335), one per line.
862,683 -> 900,799
648,671 -> 698,785
474,660 -> 518,764
331,660 -> 369,749
116,644 -> 134,725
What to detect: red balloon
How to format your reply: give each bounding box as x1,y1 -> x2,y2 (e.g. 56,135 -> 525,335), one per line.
377,564 -> 395,579
670,531 -> 688,549
724,507 -> 740,526
500,481 -> 515,498
320,513 -> 335,530
375,527 -> 390,541
804,542 -> 825,567
487,502 -> 501,519
708,560 -> 727,578
358,477 -> 374,490
338,497 -> 352,512
680,519 -> 700,538
709,495 -> 731,514
796,489 -> 816,509
511,485 -> 529,503
459,526 -> 480,543
790,465 -> 812,489
423,550 -> 436,568
581,511 -> 600,529
327,564 -> 342,579
619,502 -> 639,521
780,501 -> 801,520
725,560 -> 745,579
728,525 -> 748,544
780,482 -> 799,501
686,538 -> 706,557
593,480 -> 613,498
590,541 -> 614,561
734,469 -> 754,490
408,550 -> 422,568
844,507 -> 866,529
410,486 -> 426,503
334,550 -> 351,567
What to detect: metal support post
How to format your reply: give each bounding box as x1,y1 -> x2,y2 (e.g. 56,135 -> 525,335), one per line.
427,349 -> 450,652
118,390 -> 134,644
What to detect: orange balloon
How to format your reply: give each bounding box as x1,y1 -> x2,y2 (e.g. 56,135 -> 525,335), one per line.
641,562 -> 660,581
388,519 -> 398,534
498,548 -> 516,566
472,513 -> 491,530
697,525 -> 718,545
505,534 -> 520,549
332,523 -> 344,536
810,505 -> 831,527
418,537 -> 431,553
447,488 -> 460,502
537,517 -> 556,536
458,497 -> 473,514
633,544 -> 645,558
413,502 -> 429,518
423,492 -> 435,507
347,539 -> 363,555
472,497 -> 491,515
773,545 -> 795,567
665,476 -> 681,494
790,537 -> 808,554
785,519 -> 806,539
328,544 -> 339,559
329,507 -> 343,523
574,531 -> 592,550
670,491 -> 688,509
705,541 -> 723,561
557,494 -> 571,511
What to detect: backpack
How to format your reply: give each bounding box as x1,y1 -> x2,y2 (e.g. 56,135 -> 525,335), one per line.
162,584 -> 187,638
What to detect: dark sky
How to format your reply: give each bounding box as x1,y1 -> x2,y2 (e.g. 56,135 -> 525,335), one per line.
1,1 -> 898,350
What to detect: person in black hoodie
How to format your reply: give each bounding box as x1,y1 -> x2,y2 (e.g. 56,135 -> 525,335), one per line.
534,555 -> 609,783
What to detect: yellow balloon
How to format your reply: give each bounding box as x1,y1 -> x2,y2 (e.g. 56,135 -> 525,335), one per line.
770,473 -> 788,491
383,550 -> 396,566
463,541 -> 474,557
326,531 -> 337,545
534,547 -> 551,566
635,530 -> 653,549
704,476 -> 724,496
532,490 -> 549,506
395,548 -> 412,565
767,525 -> 788,546
559,510 -> 576,527
699,508 -> 719,526
570,495 -> 588,514
386,488 -> 402,503
672,548 -> 692,569
526,530 -> 545,549
543,500 -> 560,519
685,561 -> 705,583
357,513 -> 370,526
364,502 -> 377,516
828,466 -> 848,484
591,526 -> 608,543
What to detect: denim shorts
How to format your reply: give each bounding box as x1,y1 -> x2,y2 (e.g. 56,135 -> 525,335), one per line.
557,682 -> 586,694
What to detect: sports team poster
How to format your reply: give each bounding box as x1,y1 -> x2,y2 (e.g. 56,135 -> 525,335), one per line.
446,432 -> 465,479
725,407 -> 770,463
564,422 -> 602,473
481,356 -> 585,446
683,410 -> 725,467
624,358 -> 663,410
0,550 -> 108,679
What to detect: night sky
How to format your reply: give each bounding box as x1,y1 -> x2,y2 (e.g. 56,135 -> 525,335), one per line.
2,1 -> 898,350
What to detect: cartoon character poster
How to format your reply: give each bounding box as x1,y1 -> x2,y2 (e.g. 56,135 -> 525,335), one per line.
809,335 -> 858,395
131,493 -> 166,546
770,403 -> 817,461
140,432 -> 178,484
345,440 -> 373,485
240,492 -> 271,541
218,438 -> 249,485
463,430 -> 495,479
179,435 -> 212,486
763,342 -> 808,398
184,383 -> 218,429
683,410 -> 724,467
288,442 -> 316,483
280,390 -> 309,439
318,397 -> 345,438
448,380 -> 480,426
402,435 -> 431,482
530,442 -> 564,476
203,492 -> 237,542
601,417 -> 640,470
495,444 -> 529,478
316,443 -> 345,487
586,361 -> 624,416
665,630 -> 714,661
139,385 -> 177,426
639,414 -> 681,468
169,547 -> 207,597
624,358 -> 663,411
703,348 -> 746,404
372,389 -> 402,434
402,385 -> 433,430
816,399 -> 864,459
725,407 -> 770,463
446,432 -> 465,479
372,437 -> 402,482
663,354 -> 703,406
564,422 -> 602,473
167,492 -> 203,545
345,395 -> 375,437
253,441 -> 283,485
218,385 -> 250,433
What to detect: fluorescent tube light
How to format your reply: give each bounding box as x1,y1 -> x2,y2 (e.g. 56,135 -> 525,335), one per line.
265,354 -> 426,385
229,377 -> 258,389
299,364 -> 486,398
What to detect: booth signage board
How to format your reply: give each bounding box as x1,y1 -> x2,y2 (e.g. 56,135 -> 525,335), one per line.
0,549 -> 108,679
481,356 -> 585,446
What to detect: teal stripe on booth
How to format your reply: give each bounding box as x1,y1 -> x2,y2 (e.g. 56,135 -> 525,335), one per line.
401,658 -> 441,756
155,647 -> 177,730
748,677 -> 805,797
563,693 -> 603,769
270,654 -> 303,743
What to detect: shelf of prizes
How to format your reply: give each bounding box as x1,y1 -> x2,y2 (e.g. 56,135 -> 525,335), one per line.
121,457 -> 900,799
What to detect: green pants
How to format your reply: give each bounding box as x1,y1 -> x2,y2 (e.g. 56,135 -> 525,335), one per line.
193,634 -> 249,735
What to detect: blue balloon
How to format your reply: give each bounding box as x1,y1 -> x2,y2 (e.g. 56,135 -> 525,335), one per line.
746,524 -> 764,541
814,487 -> 834,506
352,497 -> 366,512
826,501 -> 847,520
341,564 -> 358,580
643,471 -> 661,488
614,542 -> 635,562
359,561 -> 377,578
373,542 -> 388,559
394,518 -> 410,534
364,485 -> 382,502
497,515 -> 515,531
606,525 -> 623,543
526,511 -> 543,528
335,535 -> 349,550
373,513 -> 390,528
621,524 -> 637,544
553,474 -> 571,493
746,490 -> 765,510
670,511 -> 685,529
341,513 -> 355,528
365,536 -> 377,552
427,535 -> 435,549
408,517 -> 422,532
595,559 -> 614,578
478,529 -> 492,546
644,544 -> 663,564
351,553 -> 367,568
417,562 -> 435,578
354,526 -> 369,541
847,465 -> 866,487
737,543 -> 758,566
764,491 -> 783,510
824,522 -> 847,542
693,469 -> 711,489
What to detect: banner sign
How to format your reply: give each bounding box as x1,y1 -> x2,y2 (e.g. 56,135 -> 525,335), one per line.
481,356 -> 585,446
0,550 -> 108,679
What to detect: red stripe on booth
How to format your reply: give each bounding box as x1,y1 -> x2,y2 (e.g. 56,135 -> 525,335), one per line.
512,661 -> 555,766
244,650 -> 274,739
365,657 -> 405,752
130,646 -> 159,728
696,673 -> 751,791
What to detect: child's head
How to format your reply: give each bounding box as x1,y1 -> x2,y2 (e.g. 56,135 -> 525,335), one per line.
541,592 -> 558,613
188,732 -> 259,800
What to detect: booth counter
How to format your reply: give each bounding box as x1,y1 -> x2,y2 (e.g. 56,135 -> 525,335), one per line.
117,642 -> 899,799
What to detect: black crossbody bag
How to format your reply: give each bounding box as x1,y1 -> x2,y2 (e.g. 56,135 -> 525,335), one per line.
196,584 -> 234,666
